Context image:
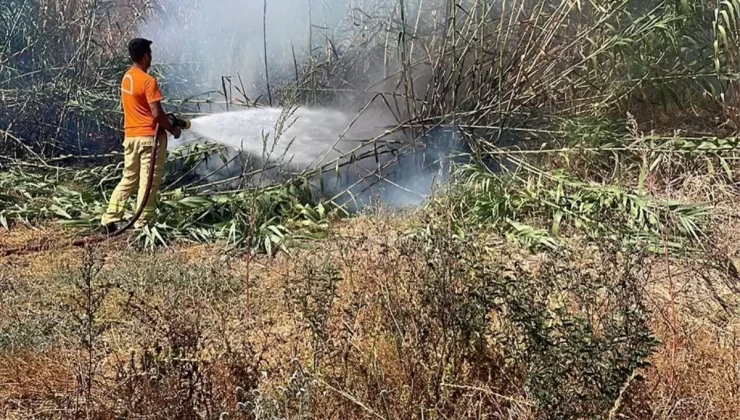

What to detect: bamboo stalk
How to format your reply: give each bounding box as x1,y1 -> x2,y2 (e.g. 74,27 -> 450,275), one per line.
263,0 -> 273,107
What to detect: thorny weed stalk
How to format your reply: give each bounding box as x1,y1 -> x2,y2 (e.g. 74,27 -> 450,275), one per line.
65,246 -> 111,417
283,255 -> 342,370
103,255 -> 262,418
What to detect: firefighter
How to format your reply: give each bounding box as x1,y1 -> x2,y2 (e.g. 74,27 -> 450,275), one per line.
100,38 -> 181,234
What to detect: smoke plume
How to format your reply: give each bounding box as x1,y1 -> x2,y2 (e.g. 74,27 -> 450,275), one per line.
138,0 -> 464,209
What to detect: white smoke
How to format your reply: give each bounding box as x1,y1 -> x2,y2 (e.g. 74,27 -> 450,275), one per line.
138,0 -> 463,208
140,0 -> 353,96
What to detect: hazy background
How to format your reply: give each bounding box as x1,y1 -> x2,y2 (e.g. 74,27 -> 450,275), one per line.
139,0 -> 415,97
137,0 -> 459,208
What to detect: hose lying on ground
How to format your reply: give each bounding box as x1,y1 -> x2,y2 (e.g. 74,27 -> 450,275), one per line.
1,127 -> 163,257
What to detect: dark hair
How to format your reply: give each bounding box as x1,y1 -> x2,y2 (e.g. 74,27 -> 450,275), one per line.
128,38 -> 153,63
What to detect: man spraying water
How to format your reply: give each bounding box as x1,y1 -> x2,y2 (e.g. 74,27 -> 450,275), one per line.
100,38 -> 183,234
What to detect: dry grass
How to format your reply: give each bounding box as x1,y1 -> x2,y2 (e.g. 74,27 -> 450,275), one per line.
1,211 -> 738,419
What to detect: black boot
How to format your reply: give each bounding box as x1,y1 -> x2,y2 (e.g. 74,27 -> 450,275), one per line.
99,222 -> 118,236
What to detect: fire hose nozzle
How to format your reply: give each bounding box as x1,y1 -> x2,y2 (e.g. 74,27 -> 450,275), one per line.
166,113 -> 191,130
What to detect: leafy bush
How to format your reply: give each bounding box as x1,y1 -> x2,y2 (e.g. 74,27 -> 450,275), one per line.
354,215 -> 659,418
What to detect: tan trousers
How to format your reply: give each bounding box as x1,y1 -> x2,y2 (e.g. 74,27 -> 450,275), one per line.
101,134 -> 167,228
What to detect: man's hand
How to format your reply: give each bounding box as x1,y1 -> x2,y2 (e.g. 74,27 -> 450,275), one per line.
150,100 -> 180,138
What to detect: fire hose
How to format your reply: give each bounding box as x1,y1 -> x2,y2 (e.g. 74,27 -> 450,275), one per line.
1,114 -> 191,258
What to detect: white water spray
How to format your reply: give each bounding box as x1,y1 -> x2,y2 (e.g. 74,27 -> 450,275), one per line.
176,108 -> 363,169
167,107 -> 460,208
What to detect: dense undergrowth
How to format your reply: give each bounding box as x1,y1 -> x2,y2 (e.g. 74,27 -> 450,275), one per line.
2,0 -> 740,418
2,0 -> 740,252
0,222 -> 660,418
